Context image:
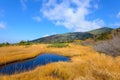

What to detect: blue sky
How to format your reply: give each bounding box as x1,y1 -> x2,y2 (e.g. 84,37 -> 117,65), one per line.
0,0 -> 120,43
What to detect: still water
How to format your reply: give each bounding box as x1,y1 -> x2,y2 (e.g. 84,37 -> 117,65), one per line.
0,53 -> 70,75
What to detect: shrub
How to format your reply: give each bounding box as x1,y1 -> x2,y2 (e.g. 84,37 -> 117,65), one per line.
0,42 -> 10,47
18,41 -> 31,45
80,38 -> 95,46
47,43 -> 69,48
94,33 -> 120,56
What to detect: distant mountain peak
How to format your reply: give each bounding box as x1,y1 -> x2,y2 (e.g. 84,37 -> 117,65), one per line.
89,27 -> 113,35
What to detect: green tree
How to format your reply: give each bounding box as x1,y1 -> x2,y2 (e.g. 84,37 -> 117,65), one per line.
18,41 -> 30,45
0,42 -> 10,47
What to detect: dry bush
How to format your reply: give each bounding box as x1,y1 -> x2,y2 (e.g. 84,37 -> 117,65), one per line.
94,33 -> 120,56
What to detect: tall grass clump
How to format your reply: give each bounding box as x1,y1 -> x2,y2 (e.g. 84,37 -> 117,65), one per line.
47,43 -> 69,48
94,33 -> 120,56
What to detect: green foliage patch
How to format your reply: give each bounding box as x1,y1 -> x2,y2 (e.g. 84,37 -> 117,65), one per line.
18,41 -> 31,45
0,42 -> 10,47
47,43 -> 69,48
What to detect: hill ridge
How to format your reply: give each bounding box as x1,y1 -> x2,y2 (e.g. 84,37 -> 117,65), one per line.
31,27 -> 114,43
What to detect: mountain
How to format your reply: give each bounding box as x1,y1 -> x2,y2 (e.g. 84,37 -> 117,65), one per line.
88,27 -> 114,41
31,27 -> 114,43
89,27 -> 113,35
31,32 -> 93,43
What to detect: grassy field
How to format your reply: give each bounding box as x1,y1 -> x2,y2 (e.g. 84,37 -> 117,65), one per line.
0,44 -> 120,80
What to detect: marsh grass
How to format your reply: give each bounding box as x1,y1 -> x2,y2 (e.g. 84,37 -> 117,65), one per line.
0,44 -> 48,65
0,44 -> 120,80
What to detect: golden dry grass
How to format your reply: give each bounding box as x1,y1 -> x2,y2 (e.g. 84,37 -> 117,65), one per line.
0,44 -> 120,80
0,44 -> 50,65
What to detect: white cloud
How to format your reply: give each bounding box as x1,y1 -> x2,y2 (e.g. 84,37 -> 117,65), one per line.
43,34 -> 49,37
0,22 -> 6,29
94,4 -> 99,9
43,33 -> 56,37
40,0 -> 104,32
20,0 -> 27,10
114,22 -> 120,27
32,16 -> 41,22
117,12 -> 120,18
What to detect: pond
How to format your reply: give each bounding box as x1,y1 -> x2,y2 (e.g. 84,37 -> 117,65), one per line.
0,53 -> 70,75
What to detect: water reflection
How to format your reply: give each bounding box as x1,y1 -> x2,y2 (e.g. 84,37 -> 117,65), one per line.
0,53 -> 70,75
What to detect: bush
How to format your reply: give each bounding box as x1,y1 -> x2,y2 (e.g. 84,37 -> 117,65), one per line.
47,43 -> 69,48
94,33 -> 120,56
80,39 -> 95,46
18,41 -> 31,45
0,42 -> 10,47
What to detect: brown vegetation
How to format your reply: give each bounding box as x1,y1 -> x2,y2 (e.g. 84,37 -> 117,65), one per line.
0,44 -> 120,80
0,44 -> 47,65
94,33 -> 120,56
